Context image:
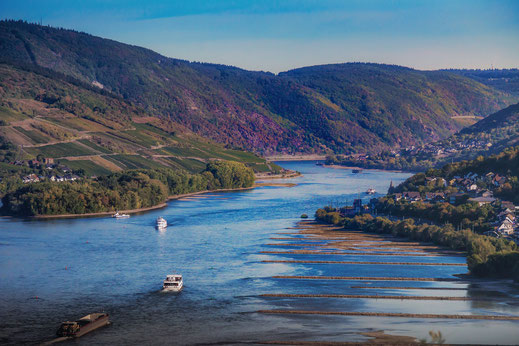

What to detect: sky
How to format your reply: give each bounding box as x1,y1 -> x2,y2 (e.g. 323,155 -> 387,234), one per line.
1,0 -> 518,73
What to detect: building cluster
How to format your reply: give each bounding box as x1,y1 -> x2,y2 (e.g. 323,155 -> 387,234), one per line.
451,172 -> 508,205
392,172 -> 509,206
390,171 -> 518,241
402,139 -> 492,157
12,158 -> 56,169
339,198 -> 378,217
485,202 -> 518,240
392,191 -> 447,203
22,173 -> 80,184
9,158 -> 81,184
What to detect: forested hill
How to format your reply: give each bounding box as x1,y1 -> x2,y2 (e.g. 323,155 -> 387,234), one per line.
0,63 -> 279,178
0,20 -> 517,155
279,63 -> 515,150
416,101 -> 519,164
462,102 -> 519,136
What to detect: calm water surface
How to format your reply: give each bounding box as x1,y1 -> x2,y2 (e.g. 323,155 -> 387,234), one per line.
1,162 -> 519,345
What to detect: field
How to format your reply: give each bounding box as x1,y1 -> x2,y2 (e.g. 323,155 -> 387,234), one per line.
166,157 -> 207,173
123,129 -> 164,147
248,163 -> 272,173
24,142 -> 97,158
0,106 -> 29,124
12,126 -> 49,144
102,154 -> 166,170
46,116 -> 111,132
58,159 -> 112,176
158,146 -> 213,159
77,139 -> 112,154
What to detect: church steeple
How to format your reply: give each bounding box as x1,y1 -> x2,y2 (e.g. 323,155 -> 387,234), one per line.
388,180 -> 394,193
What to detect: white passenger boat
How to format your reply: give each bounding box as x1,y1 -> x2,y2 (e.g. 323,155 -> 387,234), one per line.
156,217 -> 167,229
112,212 -> 130,219
162,274 -> 183,292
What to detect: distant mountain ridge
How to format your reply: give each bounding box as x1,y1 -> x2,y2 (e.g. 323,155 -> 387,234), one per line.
0,20 -> 517,155
444,69 -> 519,96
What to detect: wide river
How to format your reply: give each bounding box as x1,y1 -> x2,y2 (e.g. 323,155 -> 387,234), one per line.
1,161 -> 519,345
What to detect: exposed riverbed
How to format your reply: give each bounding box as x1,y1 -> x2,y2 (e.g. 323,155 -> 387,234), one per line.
1,161 -> 519,344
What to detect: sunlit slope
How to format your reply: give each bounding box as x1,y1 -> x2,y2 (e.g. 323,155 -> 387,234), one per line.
1,20 -> 516,154
0,64 -> 276,176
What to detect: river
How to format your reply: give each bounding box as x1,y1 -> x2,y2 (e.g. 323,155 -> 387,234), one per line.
1,161 -> 519,344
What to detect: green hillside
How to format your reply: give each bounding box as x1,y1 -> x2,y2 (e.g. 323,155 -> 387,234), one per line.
280,63 -> 514,151
1,20 -> 516,155
411,102 -> 519,166
0,63 -> 277,178
327,101 -> 519,171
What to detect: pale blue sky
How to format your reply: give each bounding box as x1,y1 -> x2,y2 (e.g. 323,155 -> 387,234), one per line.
1,0 -> 518,73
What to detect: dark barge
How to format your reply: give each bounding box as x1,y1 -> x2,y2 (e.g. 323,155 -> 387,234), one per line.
56,313 -> 110,338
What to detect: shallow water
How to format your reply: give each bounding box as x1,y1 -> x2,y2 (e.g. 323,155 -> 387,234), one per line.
1,162 -> 519,345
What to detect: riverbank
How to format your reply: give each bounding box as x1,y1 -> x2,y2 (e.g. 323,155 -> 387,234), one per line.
296,221 -> 519,299
258,219 -> 494,344
322,164 -> 410,174
33,186 -> 256,220
26,171 -> 303,220
314,209 -> 519,281
254,182 -> 297,188
255,170 -> 302,180
266,154 -> 326,161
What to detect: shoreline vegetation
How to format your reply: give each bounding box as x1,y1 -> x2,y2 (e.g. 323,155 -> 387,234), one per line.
255,170 -> 302,180
3,165 -> 301,219
315,206 -> 519,281
33,186 -> 256,219
1,160 -> 256,217
265,154 -> 326,161
315,147 -> 519,281
322,164 -> 409,173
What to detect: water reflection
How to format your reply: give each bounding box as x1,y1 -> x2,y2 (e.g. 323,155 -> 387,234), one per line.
1,162 -> 518,344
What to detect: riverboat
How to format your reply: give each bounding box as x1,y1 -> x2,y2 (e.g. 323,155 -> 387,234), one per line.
112,212 -> 130,219
352,169 -> 363,174
56,313 -> 110,338
162,274 -> 183,292
366,188 -> 376,195
156,217 -> 167,229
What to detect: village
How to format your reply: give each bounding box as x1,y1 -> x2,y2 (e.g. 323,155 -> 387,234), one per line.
338,170 -> 518,244
324,137 -> 496,171
401,138 -> 493,157
5,158 -> 81,184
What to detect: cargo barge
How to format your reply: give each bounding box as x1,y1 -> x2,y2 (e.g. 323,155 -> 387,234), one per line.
56,313 -> 110,338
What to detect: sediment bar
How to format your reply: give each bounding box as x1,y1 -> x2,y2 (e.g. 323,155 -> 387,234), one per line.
269,237 -> 354,241
350,286 -> 467,290
259,251 -> 453,257
266,243 -> 446,250
272,276 -> 460,282
266,243 -> 324,247
260,293 -> 476,301
258,310 -> 519,320
262,260 -> 465,266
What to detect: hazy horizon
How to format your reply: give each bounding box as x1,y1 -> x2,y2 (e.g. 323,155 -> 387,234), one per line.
1,0 -> 518,73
